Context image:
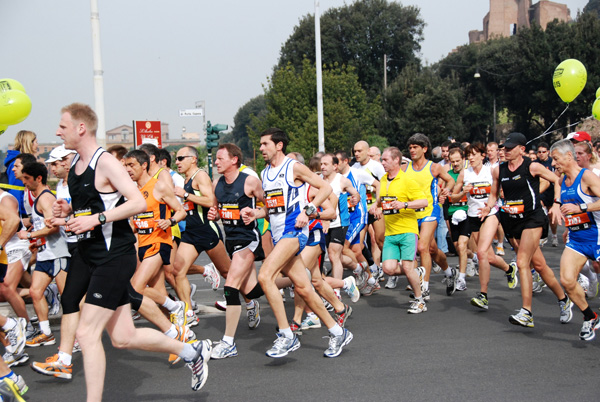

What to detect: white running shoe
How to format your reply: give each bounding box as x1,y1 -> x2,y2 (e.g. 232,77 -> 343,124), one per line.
343,276 -> 361,303
203,263 -> 220,291
385,275 -> 398,289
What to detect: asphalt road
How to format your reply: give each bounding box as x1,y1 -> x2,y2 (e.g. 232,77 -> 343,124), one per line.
12,239 -> 600,401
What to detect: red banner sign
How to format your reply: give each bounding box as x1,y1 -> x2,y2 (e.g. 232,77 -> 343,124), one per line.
134,121 -> 162,148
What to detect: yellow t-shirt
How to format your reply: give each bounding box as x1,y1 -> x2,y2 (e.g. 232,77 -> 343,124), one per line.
405,160 -> 437,219
380,171 -> 426,236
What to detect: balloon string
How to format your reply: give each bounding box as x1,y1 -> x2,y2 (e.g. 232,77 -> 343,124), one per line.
526,103 -> 570,145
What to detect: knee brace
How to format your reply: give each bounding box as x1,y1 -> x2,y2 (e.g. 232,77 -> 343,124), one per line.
128,283 -> 143,311
224,286 -> 241,306
245,283 -> 264,300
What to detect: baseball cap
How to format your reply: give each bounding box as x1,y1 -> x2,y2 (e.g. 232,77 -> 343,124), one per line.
46,145 -> 76,163
503,132 -> 527,149
566,131 -> 591,143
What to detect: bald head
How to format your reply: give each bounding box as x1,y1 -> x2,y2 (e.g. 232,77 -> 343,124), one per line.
353,141 -> 370,164
368,146 -> 381,162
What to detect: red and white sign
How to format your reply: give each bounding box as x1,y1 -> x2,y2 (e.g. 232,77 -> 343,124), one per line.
134,121 -> 162,148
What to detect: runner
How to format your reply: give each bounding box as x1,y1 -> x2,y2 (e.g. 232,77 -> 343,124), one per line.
550,139 -> 600,340
482,132 -> 572,328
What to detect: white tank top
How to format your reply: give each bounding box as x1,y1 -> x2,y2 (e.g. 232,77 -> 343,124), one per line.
463,165 -> 495,218
328,173 -> 343,228
261,157 -> 308,242
0,192 -> 28,250
31,190 -> 70,261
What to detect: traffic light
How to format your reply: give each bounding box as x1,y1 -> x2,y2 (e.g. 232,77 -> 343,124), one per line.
206,120 -> 228,149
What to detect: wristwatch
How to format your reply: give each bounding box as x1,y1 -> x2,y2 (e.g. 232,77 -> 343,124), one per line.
304,203 -> 317,216
404,202 -> 408,210
27,232 -> 32,239
170,217 -> 177,226
98,212 -> 107,225
0,245 -> 3,251
184,192 -> 190,201
554,199 -> 562,205
580,203 -> 588,212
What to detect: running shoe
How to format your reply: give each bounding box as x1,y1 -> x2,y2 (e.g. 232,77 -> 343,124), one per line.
266,333 -> 300,358
46,283 -> 61,316
559,297 -> 573,324
186,339 -> 212,391
3,352 -> 28,368
407,299 -> 427,314
377,265 -> 385,282
344,276 -> 361,302
169,324 -> 188,365
551,235 -> 559,247
5,318 -> 27,356
210,340 -> 238,359
215,297 -> 227,311
432,262 -> 442,273
322,297 -> 334,312
300,314 -> 321,330
186,329 -> 197,342
13,374 -> 28,396
385,276 -> 398,289
360,281 -> 378,296
446,267 -> 457,296
280,288 -> 286,302
587,278 -> 599,300
288,320 -> 302,335
470,292 -> 489,310
203,263 -> 221,291
72,339 -> 82,354
190,283 -> 199,313
247,300 -> 260,330
496,244 -> 505,255
509,308 -> 534,328
26,331 -> 55,348
415,266 -> 425,288
30,353 -> 73,379
170,300 -> 188,328
410,289 -> 430,301
579,313 -> 600,341
506,262 -> 519,289
131,309 -> 141,321
186,311 -> 200,328
539,237 -> 548,248
578,274 -> 590,296
324,328 -> 353,358
532,271 -> 544,293
456,277 -> 467,291
0,378 -> 25,402
466,259 -> 476,277
288,287 -> 295,299
335,304 -> 353,327
354,270 -> 368,291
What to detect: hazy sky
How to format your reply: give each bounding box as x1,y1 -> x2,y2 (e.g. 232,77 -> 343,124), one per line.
0,0 -> 589,149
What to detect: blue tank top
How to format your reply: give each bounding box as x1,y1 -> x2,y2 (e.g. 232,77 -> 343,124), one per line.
560,168 -> 600,244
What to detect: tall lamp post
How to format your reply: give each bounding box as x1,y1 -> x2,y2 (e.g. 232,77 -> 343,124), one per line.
474,68 -> 497,143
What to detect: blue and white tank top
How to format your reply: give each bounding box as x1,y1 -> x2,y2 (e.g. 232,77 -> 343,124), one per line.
561,168 -> 600,244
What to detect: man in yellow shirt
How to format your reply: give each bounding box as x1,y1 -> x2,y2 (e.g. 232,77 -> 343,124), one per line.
370,147 -> 428,313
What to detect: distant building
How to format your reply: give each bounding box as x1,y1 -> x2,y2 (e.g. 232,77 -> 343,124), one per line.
469,0 -> 571,44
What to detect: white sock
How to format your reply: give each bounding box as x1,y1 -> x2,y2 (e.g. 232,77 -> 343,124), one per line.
360,261 -> 368,270
162,297 -> 179,312
180,342 -> 197,361
280,327 -> 294,339
328,324 -> 343,337
40,320 -> 51,336
367,277 -> 376,285
423,281 -> 429,291
246,300 -> 255,309
443,267 -> 452,277
334,289 -> 341,298
222,335 -> 234,345
353,265 -> 362,275
459,272 -> 466,280
58,350 -> 72,366
1,318 -> 16,332
165,324 -> 178,339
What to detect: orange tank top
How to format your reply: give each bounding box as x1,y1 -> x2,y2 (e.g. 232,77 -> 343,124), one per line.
133,177 -> 172,248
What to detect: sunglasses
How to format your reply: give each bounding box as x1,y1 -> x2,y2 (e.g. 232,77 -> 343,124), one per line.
176,156 -> 194,161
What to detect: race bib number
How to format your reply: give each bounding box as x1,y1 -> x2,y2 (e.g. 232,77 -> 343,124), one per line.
501,201 -> 525,218
30,236 -> 46,252
183,201 -> 195,215
565,212 -> 592,231
470,184 -> 491,200
74,208 -> 95,240
133,211 -> 155,235
451,194 -> 468,207
265,189 -> 285,214
381,196 -> 399,215
219,203 -> 241,225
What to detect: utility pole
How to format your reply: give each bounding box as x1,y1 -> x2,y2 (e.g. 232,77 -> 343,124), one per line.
90,0 -> 106,148
315,0 -> 325,152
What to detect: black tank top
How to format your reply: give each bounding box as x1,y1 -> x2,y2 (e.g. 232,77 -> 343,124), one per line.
215,172 -> 258,242
182,169 -> 210,229
499,158 -> 541,219
68,148 -> 136,265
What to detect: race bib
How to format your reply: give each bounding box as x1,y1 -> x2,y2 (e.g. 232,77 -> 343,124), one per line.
381,196 -> 399,215
265,189 -> 285,214
501,201 -> 525,218
470,184 -> 491,200
219,203 -> 241,225
133,211 -> 155,235
74,208 -> 95,240
565,212 -> 592,231
451,194 -> 468,207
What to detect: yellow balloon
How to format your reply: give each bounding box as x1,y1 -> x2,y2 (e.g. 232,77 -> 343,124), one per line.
553,59 -> 587,103
0,124 -> 7,136
593,98 -> 600,120
0,90 -> 32,125
596,87 -> 600,99
0,78 -> 26,94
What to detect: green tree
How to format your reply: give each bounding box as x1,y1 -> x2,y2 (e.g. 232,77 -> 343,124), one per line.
250,59 -> 382,161
278,0 -> 424,97
220,95 -> 266,163
584,0 -> 600,15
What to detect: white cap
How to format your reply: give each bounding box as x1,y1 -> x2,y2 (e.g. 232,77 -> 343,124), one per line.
46,145 -> 76,163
